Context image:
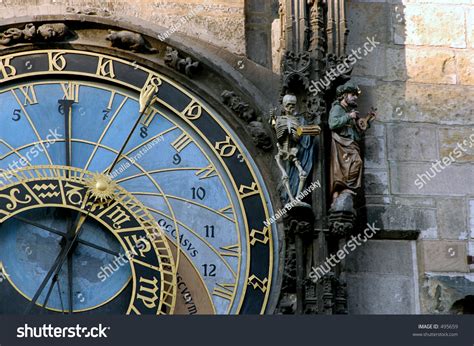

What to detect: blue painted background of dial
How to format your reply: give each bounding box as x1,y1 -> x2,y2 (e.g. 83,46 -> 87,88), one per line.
0,81 -> 244,313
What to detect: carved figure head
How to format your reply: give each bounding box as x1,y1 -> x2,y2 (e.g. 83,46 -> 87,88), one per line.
37,24 -> 67,40
106,30 -> 117,41
336,81 -> 360,108
282,94 -> 297,115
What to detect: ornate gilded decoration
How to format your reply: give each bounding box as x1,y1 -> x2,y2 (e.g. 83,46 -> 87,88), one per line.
0,49 -> 277,315
86,173 -> 117,202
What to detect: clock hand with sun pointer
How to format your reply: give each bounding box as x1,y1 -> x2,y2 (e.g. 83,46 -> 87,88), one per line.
26,85 -> 159,314
105,83 -> 159,176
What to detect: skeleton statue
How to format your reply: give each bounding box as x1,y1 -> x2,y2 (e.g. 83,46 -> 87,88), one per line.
273,94 -> 320,204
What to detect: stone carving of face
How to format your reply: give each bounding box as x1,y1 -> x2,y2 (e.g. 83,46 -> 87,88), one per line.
283,95 -> 297,115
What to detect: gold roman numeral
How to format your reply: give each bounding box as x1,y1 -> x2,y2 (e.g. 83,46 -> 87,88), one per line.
61,82 -> 80,102
212,283 -> 235,301
18,86 -> 38,106
106,91 -> 116,111
219,244 -> 240,258
171,133 -> 192,153
219,205 -> 233,216
195,165 -> 217,180
141,107 -> 159,127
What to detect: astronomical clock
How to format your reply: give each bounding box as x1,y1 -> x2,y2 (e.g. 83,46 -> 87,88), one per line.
0,46 -> 279,314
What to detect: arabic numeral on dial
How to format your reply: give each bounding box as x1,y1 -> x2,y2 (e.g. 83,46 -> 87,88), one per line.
204,225 -> 215,238
102,109 -> 110,120
172,153 -> 181,165
140,126 -> 148,138
202,264 -> 216,277
191,187 -> 206,200
12,109 -> 21,121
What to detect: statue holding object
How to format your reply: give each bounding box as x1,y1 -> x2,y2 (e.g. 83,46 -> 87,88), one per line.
329,81 -> 377,203
272,94 -> 321,204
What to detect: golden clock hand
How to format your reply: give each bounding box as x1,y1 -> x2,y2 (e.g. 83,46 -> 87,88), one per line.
105,84 -> 158,175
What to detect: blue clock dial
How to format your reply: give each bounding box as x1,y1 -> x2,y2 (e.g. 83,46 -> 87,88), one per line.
0,80 -> 244,314
0,49 -> 278,315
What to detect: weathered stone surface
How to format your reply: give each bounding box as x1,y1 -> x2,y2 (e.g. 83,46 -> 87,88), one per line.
363,136 -> 387,169
393,196 -> 435,208
384,47 -> 407,81
420,274 -> 474,314
364,170 -> 389,195
374,82 -> 474,125
0,0 -> 246,54
456,50 -> 474,85
366,204 -> 436,238
364,122 -> 385,138
402,5 -> 466,48
417,240 -> 468,273
468,7 -> 474,49
402,0 -> 471,3
346,240 -> 417,314
347,3 -> 390,46
436,199 -> 468,240
406,48 -> 457,84
387,125 -> 438,161
346,240 -> 414,274
347,274 -> 416,314
271,17 -> 282,73
438,127 -> 474,163
470,200 -> 474,238
365,196 -> 392,205
348,43 -> 386,78
390,162 -> 474,196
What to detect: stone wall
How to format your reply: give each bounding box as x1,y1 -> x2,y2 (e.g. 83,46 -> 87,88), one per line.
0,0 -> 246,54
346,0 -> 474,314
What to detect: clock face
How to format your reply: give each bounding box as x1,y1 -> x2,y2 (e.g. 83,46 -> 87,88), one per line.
0,50 -> 278,314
